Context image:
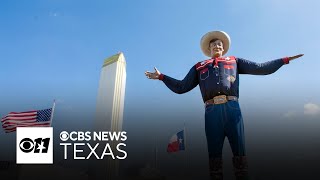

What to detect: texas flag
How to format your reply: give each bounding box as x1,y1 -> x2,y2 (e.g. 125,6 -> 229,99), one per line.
167,130 -> 185,153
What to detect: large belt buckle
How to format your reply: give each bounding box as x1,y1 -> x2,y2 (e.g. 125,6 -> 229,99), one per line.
213,95 -> 227,104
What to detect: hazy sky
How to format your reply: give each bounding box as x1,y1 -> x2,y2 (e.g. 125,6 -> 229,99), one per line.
0,1 -> 319,173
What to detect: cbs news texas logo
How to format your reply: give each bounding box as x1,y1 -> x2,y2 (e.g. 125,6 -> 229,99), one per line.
16,127 -> 53,164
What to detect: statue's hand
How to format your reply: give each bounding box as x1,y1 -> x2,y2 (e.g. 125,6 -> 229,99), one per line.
145,67 -> 161,80
288,54 -> 304,61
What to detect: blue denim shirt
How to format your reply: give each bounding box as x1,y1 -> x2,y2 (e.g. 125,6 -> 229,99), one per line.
160,56 -> 288,102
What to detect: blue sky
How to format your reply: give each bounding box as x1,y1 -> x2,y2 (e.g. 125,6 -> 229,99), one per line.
0,0 -> 320,173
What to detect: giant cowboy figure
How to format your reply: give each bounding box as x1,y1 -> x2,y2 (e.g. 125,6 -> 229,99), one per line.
145,31 -> 303,180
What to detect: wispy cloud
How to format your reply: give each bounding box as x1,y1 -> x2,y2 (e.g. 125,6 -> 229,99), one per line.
54,99 -> 73,111
304,103 -> 320,116
283,111 -> 298,118
283,103 -> 320,118
49,10 -> 63,17
55,99 -> 65,104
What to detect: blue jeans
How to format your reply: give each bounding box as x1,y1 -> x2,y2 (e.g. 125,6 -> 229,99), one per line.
205,101 -> 246,158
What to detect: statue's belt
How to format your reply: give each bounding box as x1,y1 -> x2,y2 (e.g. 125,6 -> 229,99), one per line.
205,95 -> 238,106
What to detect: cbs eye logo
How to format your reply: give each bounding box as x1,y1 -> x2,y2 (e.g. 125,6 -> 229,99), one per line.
16,127 -> 53,164
19,138 -> 50,153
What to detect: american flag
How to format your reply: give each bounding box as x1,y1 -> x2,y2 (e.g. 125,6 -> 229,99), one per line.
1,108 -> 52,133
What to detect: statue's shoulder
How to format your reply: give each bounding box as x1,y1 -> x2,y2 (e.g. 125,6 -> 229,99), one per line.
195,58 -> 213,70
195,56 -> 237,70
217,56 -> 237,65
217,56 -> 236,61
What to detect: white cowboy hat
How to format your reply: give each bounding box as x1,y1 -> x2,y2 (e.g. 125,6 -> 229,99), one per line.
200,30 -> 231,57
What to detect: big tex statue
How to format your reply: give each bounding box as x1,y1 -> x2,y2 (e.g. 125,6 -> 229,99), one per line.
145,31 -> 303,180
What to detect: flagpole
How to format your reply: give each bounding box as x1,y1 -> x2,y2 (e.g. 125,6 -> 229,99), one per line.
183,122 -> 187,150
184,121 -> 189,173
154,135 -> 158,169
49,100 -> 56,127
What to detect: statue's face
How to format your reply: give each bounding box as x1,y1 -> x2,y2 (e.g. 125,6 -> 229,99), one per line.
209,39 -> 224,57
